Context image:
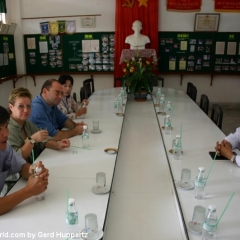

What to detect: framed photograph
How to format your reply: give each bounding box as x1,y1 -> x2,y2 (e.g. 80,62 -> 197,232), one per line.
81,17 -> 96,28
194,14 -> 220,32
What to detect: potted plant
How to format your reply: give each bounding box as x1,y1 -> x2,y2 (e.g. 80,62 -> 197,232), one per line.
121,54 -> 158,99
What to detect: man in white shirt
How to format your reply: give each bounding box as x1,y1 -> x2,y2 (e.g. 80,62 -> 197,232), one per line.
215,128 -> 240,166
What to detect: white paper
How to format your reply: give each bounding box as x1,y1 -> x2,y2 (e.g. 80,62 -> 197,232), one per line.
39,41 -> 48,53
27,38 -> 36,49
82,40 -> 99,52
227,42 -> 237,55
3,53 -> 8,66
215,42 -> 225,55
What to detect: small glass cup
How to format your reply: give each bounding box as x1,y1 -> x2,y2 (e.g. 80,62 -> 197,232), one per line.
85,213 -> 99,240
40,127 -> 48,143
93,121 -> 99,132
192,205 -> 206,230
96,172 -> 106,187
180,168 -> 191,188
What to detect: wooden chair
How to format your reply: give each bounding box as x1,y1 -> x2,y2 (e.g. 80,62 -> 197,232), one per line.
80,87 -> 85,103
186,82 -> 197,102
210,104 -> 223,129
83,78 -> 95,99
73,92 -> 77,102
200,94 -> 209,115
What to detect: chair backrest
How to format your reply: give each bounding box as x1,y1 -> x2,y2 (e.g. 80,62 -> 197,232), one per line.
186,82 -> 197,102
83,78 -> 95,99
210,104 -> 223,129
200,94 -> 209,115
80,87 -> 85,103
73,92 -> 77,102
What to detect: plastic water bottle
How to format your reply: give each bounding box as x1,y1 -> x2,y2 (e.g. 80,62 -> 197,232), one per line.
66,198 -> 80,240
164,115 -> 171,135
159,94 -> 165,113
173,135 -> 182,160
195,167 -> 206,199
81,102 -> 87,119
165,101 -> 172,116
117,94 -> 123,113
120,87 -> 124,102
82,125 -> 89,148
156,88 -> 161,104
34,167 -> 45,200
114,98 -> 118,113
202,205 -> 218,240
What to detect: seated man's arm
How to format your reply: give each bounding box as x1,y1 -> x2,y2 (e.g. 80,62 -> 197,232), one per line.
225,127 -> 240,149
53,119 -> 84,141
0,161 -> 48,215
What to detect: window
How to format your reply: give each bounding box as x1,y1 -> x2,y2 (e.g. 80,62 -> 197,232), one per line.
0,13 -> 5,23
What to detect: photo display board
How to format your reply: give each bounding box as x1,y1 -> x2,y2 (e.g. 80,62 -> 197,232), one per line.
213,33 -> 240,73
24,32 -> 115,74
159,32 -> 214,73
0,35 -> 17,78
158,32 -> 240,74
24,34 -> 63,74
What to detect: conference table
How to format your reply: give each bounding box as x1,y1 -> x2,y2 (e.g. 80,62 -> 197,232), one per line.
1,88 -> 240,240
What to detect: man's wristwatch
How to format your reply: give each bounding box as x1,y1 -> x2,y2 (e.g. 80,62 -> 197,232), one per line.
28,137 -> 36,144
230,153 -> 236,163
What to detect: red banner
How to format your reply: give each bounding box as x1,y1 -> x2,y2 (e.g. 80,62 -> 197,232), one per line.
215,0 -> 240,12
167,0 -> 201,11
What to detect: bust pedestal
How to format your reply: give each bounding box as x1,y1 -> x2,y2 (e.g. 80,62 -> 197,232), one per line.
119,49 -> 157,64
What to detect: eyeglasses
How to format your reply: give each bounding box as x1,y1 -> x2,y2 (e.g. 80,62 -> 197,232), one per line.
16,105 -> 32,110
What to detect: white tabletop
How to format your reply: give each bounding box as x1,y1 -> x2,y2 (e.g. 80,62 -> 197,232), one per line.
2,87 -> 240,240
154,88 -> 240,240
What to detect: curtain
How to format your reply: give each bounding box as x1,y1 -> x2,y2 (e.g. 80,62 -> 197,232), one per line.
114,0 -> 159,87
0,0 -> 7,13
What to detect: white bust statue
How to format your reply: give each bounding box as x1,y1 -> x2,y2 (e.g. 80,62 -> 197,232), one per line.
125,20 -> 150,50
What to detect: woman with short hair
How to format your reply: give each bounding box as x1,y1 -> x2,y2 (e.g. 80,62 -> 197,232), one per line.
8,87 -> 70,163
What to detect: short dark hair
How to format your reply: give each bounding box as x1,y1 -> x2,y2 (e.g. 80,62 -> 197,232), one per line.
40,79 -> 58,94
58,75 -> 74,85
0,106 -> 10,125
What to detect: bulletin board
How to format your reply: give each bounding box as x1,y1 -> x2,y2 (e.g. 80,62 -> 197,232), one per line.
158,32 -> 214,73
212,32 -> 240,73
158,31 -> 240,74
24,32 -> 115,74
0,35 -> 17,78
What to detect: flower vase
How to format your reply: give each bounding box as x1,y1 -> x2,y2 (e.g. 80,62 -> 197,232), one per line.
134,90 -> 148,101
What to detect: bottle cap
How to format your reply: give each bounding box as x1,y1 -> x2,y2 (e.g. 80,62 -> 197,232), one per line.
35,167 -> 42,173
176,135 -> 181,139
83,125 -> 88,130
198,167 -> 205,172
208,204 -> 216,211
68,198 -> 75,205
166,115 -> 170,118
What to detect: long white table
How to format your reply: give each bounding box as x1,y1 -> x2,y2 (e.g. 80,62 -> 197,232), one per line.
1,88 -> 240,240
0,88 -> 125,240
155,88 -> 240,240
